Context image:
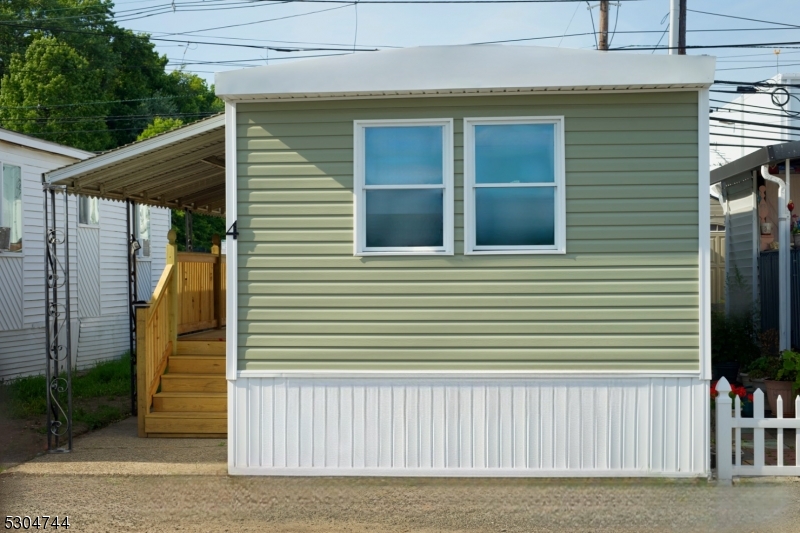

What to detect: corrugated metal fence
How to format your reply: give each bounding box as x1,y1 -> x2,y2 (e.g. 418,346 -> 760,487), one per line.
759,249 -> 800,347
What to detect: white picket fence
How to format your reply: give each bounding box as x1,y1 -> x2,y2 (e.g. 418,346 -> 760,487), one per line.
715,377 -> 800,483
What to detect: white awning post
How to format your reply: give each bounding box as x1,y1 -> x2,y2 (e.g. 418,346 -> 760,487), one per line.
762,164 -> 791,351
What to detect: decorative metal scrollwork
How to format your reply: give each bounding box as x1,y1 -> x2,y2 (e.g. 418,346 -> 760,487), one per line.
43,185 -> 72,453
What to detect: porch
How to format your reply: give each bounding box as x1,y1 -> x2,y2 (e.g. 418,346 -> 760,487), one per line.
136,231 -> 227,438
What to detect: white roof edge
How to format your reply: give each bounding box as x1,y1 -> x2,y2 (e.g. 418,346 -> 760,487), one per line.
0,128 -> 94,160
46,114 -> 225,184
216,45 -> 716,100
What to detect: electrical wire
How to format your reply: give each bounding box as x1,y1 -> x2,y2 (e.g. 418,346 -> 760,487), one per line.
585,1 -> 597,49
687,8 -> 800,30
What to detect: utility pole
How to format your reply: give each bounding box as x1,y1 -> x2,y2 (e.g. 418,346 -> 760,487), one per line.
598,0 -> 609,51
678,0 -> 687,54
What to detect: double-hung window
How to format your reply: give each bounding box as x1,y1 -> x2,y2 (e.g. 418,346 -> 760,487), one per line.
464,117 -> 566,254
79,195 -> 100,226
0,163 -> 22,252
354,119 -> 454,255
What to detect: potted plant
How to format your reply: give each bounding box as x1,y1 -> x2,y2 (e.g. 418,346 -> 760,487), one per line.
711,380 -> 755,417
764,350 -> 800,417
745,354 -> 780,394
793,226 -> 800,248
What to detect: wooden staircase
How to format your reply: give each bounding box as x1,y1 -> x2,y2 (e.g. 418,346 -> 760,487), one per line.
136,231 -> 227,438
144,340 -> 226,437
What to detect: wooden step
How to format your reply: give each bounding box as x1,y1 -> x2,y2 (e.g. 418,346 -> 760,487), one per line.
176,340 -> 225,356
169,355 -> 225,374
160,373 -> 226,393
145,411 -> 226,435
152,392 -> 226,412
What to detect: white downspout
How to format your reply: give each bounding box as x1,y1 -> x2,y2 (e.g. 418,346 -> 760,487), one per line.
762,163 -> 791,350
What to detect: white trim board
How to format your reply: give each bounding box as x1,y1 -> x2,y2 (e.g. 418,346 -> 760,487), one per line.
697,88 -> 711,381
225,101 -> 238,382
237,370 -> 703,379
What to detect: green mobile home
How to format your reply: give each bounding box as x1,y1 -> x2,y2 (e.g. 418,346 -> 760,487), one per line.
216,45 -> 716,476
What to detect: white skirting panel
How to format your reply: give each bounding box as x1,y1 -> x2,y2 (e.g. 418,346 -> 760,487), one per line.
229,376 -> 709,477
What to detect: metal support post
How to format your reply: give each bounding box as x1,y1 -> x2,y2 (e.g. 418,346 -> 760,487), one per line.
127,200 -> 140,415
43,184 -> 73,452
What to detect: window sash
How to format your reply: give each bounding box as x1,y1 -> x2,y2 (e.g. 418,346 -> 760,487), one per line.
464,116 -> 566,255
79,196 -> 100,226
354,119 -> 454,255
1,163 -> 22,252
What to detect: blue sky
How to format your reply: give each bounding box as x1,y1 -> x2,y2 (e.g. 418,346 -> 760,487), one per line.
114,0 -> 800,101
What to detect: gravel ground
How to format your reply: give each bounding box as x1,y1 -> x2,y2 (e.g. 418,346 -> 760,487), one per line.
2,418 -> 799,533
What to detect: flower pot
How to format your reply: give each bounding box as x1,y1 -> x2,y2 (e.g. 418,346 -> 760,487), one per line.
716,362 -> 740,385
764,380 -> 797,417
739,372 -> 752,388
751,378 -> 767,394
794,234 -> 800,248
761,222 -> 773,235
742,401 -> 754,418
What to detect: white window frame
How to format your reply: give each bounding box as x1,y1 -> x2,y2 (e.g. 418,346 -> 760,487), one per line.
0,161 -> 23,253
353,118 -> 454,256
463,116 -> 566,255
78,195 -> 100,227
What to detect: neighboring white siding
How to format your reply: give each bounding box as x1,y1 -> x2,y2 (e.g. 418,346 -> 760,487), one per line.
0,137 -> 170,379
76,314 -> 129,368
77,226 -> 101,318
723,175 -> 757,316
0,256 -> 23,330
229,376 -> 708,477
99,200 -> 129,317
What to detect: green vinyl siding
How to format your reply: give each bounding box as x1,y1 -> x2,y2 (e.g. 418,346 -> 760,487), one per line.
236,92 -> 700,372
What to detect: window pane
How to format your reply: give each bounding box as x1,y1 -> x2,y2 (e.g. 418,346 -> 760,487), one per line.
137,205 -> 151,256
88,197 -> 99,225
475,124 -> 555,184
366,189 -> 443,247
2,164 -> 22,251
365,126 -> 443,185
475,187 -> 555,247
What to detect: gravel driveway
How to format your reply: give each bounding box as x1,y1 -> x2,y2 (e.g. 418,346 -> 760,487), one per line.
2,418 -> 799,533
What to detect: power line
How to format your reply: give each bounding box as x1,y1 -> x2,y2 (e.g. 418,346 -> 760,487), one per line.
611,41 -> 800,52
709,117 -> 800,132
687,8 -> 800,30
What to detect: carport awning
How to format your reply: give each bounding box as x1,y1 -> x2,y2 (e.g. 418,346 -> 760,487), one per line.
45,114 -> 225,215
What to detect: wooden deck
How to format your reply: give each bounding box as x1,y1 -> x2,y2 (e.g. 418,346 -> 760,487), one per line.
179,328 -> 226,341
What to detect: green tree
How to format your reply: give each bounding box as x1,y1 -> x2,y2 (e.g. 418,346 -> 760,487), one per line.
171,210 -> 225,253
0,0 -> 223,150
136,116 -> 184,141
0,36 -> 112,151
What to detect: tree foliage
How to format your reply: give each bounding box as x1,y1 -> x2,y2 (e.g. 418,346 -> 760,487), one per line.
0,0 -> 223,151
171,210 -> 226,253
136,116 -> 184,141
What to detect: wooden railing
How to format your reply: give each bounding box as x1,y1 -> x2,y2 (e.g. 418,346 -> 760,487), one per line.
136,230 -> 225,437
177,235 -> 226,334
